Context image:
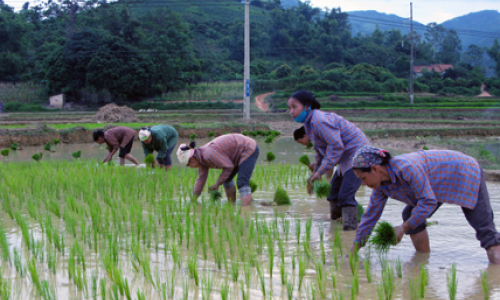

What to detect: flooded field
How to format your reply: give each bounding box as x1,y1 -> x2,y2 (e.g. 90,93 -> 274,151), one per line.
0,137 -> 499,300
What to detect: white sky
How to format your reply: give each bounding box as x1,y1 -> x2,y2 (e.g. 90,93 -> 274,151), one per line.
309,0 -> 500,25
2,0 -> 500,25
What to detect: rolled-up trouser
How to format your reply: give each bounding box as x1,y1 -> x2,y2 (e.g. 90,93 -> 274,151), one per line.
327,168 -> 360,207
222,146 -> 259,197
157,145 -> 176,166
403,170 -> 500,249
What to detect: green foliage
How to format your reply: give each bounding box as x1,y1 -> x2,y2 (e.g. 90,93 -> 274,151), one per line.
71,151 -> 81,159
189,134 -> 196,140
298,155 -> 311,167
32,152 -> 43,162
266,152 -> 276,162
44,142 -> 51,151
209,190 -> 222,201
144,154 -> 155,165
313,180 -> 330,198
264,136 -> 274,144
249,179 -> 258,193
10,143 -> 18,150
242,131 -> 249,136
369,221 -> 397,252
0,149 -> 9,157
53,139 -> 60,145
208,132 -> 215,137
131,101 -> 243,110
274,186 -> 291,205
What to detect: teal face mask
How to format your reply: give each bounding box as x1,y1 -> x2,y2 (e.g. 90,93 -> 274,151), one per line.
294,106 -> 310,123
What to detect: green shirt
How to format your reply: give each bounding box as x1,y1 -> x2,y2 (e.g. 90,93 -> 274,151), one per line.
141,125 -> 179,160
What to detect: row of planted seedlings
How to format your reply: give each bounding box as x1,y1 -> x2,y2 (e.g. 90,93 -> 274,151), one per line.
0,160 -> 493,300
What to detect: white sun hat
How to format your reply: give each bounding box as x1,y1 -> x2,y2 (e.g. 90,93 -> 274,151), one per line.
176,143 -> 195,165
138,129 -> 151,141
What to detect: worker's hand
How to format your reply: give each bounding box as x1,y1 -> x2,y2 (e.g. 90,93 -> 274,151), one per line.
394,225 -> 405,243
152,160 -> 158,168
307,172 -> 321,195
208,184 -> 219,192
308,163 -> 315,172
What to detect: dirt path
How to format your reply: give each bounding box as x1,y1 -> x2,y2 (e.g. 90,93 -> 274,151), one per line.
477,83 -> 492,97
255,92 -> 274,112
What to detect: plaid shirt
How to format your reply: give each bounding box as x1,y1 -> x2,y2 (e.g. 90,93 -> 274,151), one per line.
304,109 -> 369,175
354,150 -> 481,246
194,134 -> 257,194
104,127 -> 136,152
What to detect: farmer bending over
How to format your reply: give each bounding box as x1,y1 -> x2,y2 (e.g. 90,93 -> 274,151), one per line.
350,145 -> 500,264
93,127 -> 139,166
139,125 -> 179,172
287,91 -> 369,230
176,134 -> 259,206
294,126 -> 334,180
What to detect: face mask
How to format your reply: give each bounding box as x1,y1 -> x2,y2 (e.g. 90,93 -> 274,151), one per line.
294,107 -> 311,123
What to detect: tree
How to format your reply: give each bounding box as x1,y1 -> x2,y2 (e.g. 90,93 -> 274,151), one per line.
464,44 -> 485,67
486,39 -> 500,76
437,29 -> 461,64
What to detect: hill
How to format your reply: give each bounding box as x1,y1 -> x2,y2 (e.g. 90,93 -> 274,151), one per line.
347,10 -> 426,37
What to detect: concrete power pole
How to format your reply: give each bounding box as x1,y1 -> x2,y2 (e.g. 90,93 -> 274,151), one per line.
410,2 -> 414,105
243,0 -> 251,119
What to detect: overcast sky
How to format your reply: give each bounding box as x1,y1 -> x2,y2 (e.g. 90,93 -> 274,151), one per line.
2,0 -> 500,25
309,0 -> 500,25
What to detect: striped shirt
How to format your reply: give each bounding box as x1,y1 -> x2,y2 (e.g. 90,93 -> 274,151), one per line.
304,109 -> 369,175
104,127 -> 136,152
194,134 -> 257,194
354,150 -> 482,246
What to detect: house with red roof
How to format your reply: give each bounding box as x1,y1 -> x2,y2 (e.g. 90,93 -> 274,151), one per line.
413,64 -> 453,78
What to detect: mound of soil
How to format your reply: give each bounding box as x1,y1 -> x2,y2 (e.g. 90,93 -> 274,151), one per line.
92,104 -> 138,123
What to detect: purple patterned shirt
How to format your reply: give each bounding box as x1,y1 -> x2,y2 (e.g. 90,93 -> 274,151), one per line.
194,134 -> 257,194
354,150 -> 482,246
304,109 -> 369,175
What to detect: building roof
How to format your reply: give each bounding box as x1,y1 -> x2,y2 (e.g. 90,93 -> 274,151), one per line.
413,64 -> 454,73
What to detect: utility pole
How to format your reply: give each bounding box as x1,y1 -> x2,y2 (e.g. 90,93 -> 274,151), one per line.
410,2 -> 414,105
243,0 -> 251,119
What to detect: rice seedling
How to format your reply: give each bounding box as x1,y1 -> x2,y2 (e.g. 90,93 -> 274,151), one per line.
209,189 -> 222,201
208,131 -> 215,138
13,248 -> 24,277
419,264 -> 428,298
71,150 -> 81,159
313,180 -> 330,199
53,139 -> 60,145
298,253 -> 306,291
296,219 -> 301,244
285,274 -> 294,300
298,155 -> 311,167
0,149 -> 8,157
256,262 -> 266,296
363,259 -> 372,283
480,270 -> 489,300
242,130 -> 249,136
32,152 -> 43,162
189,134 -> 196,140
408,277 -> 419,300
266,151 -> 276,162
240,280 -> 248,300
274,186 -> 291,205
220,279 -> 230,300
348,249 -> 359,276
201,272 -> 212,300
27,257 -> 41,294
100,279 -> 106,300
249,179 -> 258,193
315,259 -> 327,298
144,154 -> 155,165
333,290 -> 345,300
187,252 -> 199,286
305,217 -> 312,244
369,221 -> 397,253
381,261 -> 395,300
44,142 -> 51,151
41,280 -> 56,300
9,142 -> 18,150
182,277 -> 189,300
0,222 -> 10,262
447,263 -> 458,300
395,257 -> 402,278
280,262 -> 286,285
230,257 -> 239,282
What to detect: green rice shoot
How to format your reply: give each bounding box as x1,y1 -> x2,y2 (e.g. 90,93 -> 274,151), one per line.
32,153 -> 43,162
313,180 -> 330,199
209,190 -> 222,201
298,155 -> 311,167
10,143 -> 18,150
249,179 -> 258,193
189,134 -> 196,140
53,139 -> 60,145
44,142 -> 51,151
264,136 -> 274,144
274,187 -> 291,205
369,221 -> 397,252
144,154 -> 155,165
266,152 -> 276,162
71,151 -> 81,159
0,149 -> 9,157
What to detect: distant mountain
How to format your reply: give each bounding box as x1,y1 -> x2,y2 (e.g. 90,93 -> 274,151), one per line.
441,10 -> 500,50
347,10 -> 426,37
280,0 -> 299,9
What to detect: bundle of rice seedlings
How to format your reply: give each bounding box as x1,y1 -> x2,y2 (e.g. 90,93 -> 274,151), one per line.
272,130 -> 281,136
264,136 -> 274,144
249,180 -> 258,193
274,187 -> 291,205
43,142 -> 51,151
369,221 -> 397,252
357,205 -> 365,221
209,190 -> 222,201
266,152 -> 276,162
256,130 -> 265,136
144,154 -> 155,165
189,134 -> 196,140
71,151 -> 81,159
53,139 -> 60,145
242,131 -> 249,136
10,143 -> 18,150
423,145 -> 429,150
298,155 -> 311,167
32,153 -> 43,162
1,149 -> 9,157
313,180 -> 330,198
306,142 -> 313,149
208,132 -> 215,138
249,131 -> 258,137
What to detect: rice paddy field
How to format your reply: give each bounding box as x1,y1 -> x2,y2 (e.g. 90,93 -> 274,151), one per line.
1,138 -> 500,300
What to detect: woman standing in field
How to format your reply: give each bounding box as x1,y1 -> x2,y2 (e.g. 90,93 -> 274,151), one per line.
176,134 -> 259,206
287,90 -> 370,230
350,146 -> 500,264
139,124 -> 179,172
93,126 -> 140,166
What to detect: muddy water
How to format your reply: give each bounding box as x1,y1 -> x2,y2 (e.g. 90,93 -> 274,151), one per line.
2,137 -> 500,299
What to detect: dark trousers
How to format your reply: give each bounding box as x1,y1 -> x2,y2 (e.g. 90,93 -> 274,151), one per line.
403,170 -> 500,249
327,168 -> 360,207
